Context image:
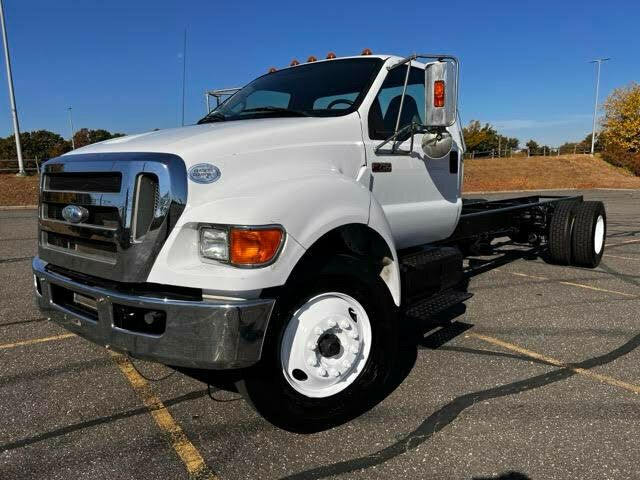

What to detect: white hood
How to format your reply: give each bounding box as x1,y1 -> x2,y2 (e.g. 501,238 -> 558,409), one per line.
64,115 -> 363,170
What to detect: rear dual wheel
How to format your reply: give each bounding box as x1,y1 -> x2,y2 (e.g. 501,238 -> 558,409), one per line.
547,200 -> 606,267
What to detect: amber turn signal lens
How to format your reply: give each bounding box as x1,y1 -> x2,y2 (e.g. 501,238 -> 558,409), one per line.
230,228 -> 283,265
434,80 -> 445,107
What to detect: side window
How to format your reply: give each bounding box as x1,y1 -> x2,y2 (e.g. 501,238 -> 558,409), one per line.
368,67 -> 425,140
244,90 -> 291,110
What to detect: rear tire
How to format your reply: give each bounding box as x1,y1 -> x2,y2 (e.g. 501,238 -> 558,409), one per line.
548,200 -> 578,265
572,201 -> 607,268
238,255 -> 398,433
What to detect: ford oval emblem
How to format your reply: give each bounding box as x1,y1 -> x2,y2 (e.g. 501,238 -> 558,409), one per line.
62,204 -> 89,224
188,163 -> 221,184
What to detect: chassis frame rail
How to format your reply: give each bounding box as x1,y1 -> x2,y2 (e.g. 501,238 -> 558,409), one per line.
447,195 -> 583,243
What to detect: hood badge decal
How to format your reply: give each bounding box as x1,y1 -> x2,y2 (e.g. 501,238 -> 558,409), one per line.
188,163 -> 221,184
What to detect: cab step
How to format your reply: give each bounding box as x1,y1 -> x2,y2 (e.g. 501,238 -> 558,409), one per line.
399,246 -> 464,303
405,289 -> 473,321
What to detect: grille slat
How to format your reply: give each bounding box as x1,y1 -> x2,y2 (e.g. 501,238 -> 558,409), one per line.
45,172 -> 122,192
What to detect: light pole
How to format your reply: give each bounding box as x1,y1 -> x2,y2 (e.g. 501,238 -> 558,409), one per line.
68,107 -> 75,149
590,58 -> 610,156
0,0 -> 25,176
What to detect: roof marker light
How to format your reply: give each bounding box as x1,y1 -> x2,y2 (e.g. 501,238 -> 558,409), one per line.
326,52 -> 336,59
290,59 -> 300,66
307,55 -> 317,62
361,48 -> 372,55
434,80 -> 445,108
268,67 -> 277,73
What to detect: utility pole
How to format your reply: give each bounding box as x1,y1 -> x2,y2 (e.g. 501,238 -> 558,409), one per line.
590,58 -> 610,156
68,107 -> 75,149
0,0 -> 25,176
181,29 -> 187,126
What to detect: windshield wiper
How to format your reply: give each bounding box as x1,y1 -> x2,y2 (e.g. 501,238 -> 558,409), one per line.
197,111 -> 227,124
241,106 -> 310,117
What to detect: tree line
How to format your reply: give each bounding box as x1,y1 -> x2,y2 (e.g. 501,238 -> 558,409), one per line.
0,128 -> 124,160
462,120 -> 602,157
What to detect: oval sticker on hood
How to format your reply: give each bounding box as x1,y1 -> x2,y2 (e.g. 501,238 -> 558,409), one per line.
188,163 -> 221,184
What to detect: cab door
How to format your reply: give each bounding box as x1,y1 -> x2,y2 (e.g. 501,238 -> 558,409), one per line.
362,64 -> 461,249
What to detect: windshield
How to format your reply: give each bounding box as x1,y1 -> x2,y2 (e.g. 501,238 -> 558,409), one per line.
198,58 -> 383,123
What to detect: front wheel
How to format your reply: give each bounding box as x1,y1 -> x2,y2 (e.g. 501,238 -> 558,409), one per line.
238,257 -> 398,433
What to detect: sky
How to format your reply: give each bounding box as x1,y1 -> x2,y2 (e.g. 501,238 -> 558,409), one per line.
1,0 -> 639,147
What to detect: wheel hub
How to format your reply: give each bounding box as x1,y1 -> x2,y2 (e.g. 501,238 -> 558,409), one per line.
280,292 -> 373,398
317,333 -> 341,358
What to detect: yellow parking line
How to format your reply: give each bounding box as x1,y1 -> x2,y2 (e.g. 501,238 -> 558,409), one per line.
111,353 -> 218,480
468,333 -> 640,395
0,333 -> 75,350
500,270 -> 637,298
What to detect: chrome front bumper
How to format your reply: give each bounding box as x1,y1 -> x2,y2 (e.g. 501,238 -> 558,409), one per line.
32,257 -> 275,369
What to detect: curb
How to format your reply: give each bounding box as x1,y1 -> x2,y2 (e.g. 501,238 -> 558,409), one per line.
464,187 -> 640,195
0,205 -> 38,210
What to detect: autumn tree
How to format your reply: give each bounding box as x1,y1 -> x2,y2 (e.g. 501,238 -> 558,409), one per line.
73,128 -> 125,149
600,82 -> 640,175
600,82 -> 640,152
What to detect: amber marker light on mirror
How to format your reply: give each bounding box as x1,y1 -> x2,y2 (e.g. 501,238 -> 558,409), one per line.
434,80 -> 445,108
230,227 -> 284,266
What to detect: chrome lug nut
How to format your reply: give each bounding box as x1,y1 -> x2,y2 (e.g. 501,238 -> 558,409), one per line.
307,341 -> 317,351
329,368 -> 340,377
318,368 -> 328,377
350,345 -> 359,354
342,360 -> 351,369
350,331 -> 359,340
314,326 -> 324,335
307,356 -> 317,367
327,319 -> 337,328
339,320 -> 350,329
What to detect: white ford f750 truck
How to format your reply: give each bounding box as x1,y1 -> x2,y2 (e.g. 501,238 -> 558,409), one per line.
33,51 -> 607,432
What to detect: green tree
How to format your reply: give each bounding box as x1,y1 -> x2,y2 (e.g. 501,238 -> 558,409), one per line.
525,139 -> 539,153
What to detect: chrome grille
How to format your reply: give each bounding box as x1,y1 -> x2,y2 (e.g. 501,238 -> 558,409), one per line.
38,152 -> 187,283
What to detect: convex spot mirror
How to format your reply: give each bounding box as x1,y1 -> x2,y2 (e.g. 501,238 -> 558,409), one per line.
422,131 -> 453,158
424,60 -> 458,128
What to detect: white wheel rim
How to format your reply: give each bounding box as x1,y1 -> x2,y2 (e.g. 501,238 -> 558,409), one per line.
594,215 -> 605,254
280,292 -> 372,398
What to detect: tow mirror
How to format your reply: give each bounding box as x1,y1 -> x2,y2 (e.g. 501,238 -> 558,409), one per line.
424,60 -> 458,128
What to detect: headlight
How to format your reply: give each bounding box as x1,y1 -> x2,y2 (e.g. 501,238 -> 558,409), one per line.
199,225 -> 285,267
200,227 -> 229,261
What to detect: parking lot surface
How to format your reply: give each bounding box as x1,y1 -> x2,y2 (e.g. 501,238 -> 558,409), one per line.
1,189 -> 639,480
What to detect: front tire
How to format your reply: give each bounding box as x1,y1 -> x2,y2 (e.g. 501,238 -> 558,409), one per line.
238,256 -> 398,433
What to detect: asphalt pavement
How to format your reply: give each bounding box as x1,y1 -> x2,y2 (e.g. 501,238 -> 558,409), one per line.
1,189 -> 639,480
